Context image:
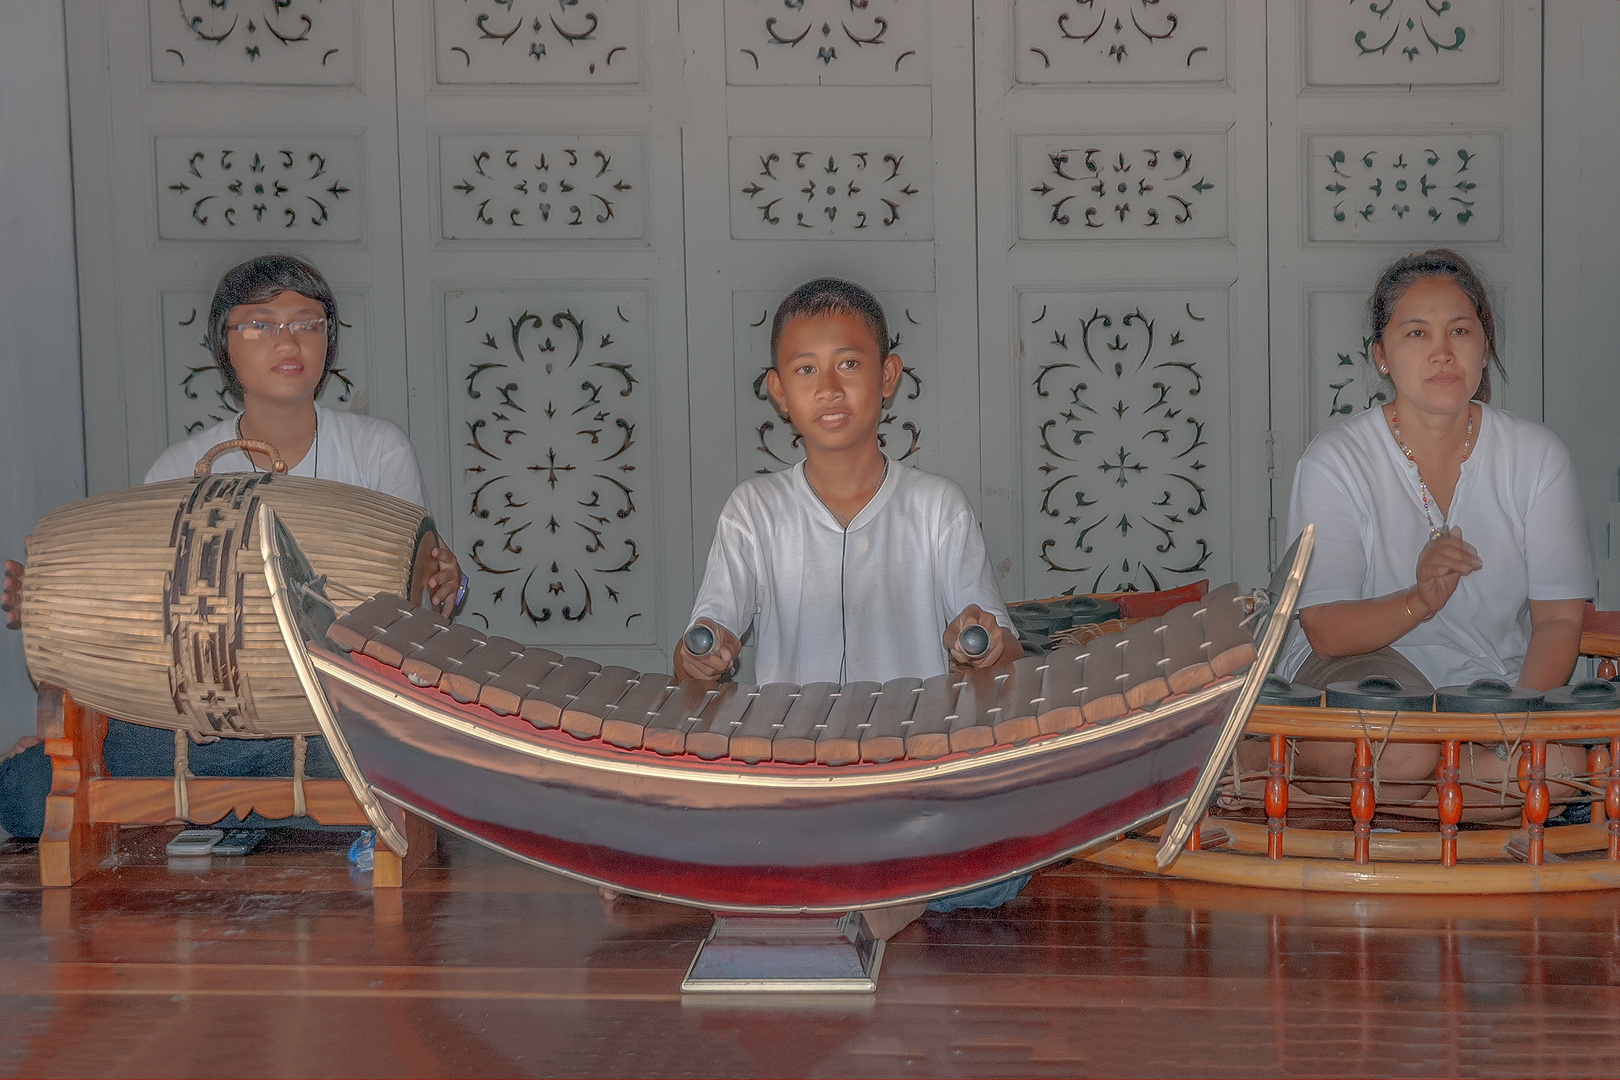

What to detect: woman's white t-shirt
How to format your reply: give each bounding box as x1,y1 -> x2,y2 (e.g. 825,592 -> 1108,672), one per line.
690,459 -> 1013,686
144,406 -> 428,508
1279,403 -> 1594,688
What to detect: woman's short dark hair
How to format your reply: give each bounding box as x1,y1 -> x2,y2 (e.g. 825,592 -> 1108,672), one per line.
1368,247 -> 1503,404
770,278 -> 890,367
206,254 -> 339,406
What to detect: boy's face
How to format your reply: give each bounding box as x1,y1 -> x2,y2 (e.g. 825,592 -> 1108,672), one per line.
765,311 -> 902,457
225,289 -> 328,407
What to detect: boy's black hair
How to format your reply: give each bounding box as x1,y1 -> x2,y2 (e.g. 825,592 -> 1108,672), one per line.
207,254 -> 340,406
769,278 -> 890,367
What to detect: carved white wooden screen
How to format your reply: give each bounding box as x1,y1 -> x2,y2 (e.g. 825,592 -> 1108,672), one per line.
1266,1 -> 1543,528
681,0 -> 981,540
974,1 -> 1274,598
68,1 -> 408,493
66,0 -> 1557,664
390,2 -> 689,671
680,1 -> 980,673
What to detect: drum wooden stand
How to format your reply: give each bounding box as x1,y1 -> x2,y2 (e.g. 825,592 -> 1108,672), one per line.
35,682 -> 434,889
1089,608 -> 1620,892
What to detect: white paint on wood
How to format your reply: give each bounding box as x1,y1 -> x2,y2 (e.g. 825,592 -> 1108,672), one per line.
0,1 -> 85,748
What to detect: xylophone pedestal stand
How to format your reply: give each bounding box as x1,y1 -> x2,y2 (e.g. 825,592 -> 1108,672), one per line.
681,903 -> 924,994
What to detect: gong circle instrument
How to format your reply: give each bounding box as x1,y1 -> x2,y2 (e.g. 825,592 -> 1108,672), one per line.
20,439 -> 439,738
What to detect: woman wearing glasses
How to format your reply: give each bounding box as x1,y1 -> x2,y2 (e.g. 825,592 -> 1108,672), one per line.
145,255 -> 462,611
0,254 -> 460,844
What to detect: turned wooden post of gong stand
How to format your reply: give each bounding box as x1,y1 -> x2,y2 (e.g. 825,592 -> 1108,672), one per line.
1516,741 -> 1551,866
37,684 -> 116,887
1607,736 -> 1620,862
1437,740 -> 1463,868
1350,737 -> 1376,865
1265,733 -> 1287,860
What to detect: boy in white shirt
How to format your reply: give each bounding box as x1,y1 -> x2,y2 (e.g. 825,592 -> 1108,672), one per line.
675,278 -> 1018,686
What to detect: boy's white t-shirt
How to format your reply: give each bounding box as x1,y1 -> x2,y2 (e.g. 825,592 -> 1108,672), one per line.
690,458 -> 1014,686
144,406 -> 428,508
1278,403 -> 1593,688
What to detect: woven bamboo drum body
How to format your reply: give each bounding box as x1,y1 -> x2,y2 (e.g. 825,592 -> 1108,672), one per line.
21,472 -> 435,738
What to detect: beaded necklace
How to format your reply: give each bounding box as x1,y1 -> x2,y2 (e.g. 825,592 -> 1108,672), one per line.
1389,406 -> 1473,541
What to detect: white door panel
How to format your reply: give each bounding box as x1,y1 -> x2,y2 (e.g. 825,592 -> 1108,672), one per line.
69,0 -> 407,492
976,0 -> 1273,598
1267,0 -> 1543,541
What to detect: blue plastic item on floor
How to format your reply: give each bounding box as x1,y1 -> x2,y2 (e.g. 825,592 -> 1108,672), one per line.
347,829 -> 375,871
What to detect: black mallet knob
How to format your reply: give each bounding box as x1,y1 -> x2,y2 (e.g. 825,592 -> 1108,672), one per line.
959,624 -> 991,658
684,625 -> 716,658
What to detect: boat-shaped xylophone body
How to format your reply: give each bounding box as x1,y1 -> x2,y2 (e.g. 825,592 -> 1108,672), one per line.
263,511 -> 1312,913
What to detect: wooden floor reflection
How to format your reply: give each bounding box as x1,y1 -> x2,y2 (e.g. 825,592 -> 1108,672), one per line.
1,826 -> 1618,1078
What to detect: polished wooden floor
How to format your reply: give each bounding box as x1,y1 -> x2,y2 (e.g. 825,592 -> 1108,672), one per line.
1,826 -> 1619,1079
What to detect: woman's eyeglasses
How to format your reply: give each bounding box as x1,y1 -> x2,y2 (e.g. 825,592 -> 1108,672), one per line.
228,318 -> 328,341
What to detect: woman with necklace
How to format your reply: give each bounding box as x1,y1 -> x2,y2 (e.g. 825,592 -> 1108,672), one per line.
1270,249 -> 1594,819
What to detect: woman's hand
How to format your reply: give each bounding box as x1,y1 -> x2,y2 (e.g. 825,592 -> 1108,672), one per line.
944,604 -> 1021,670
1409,526 -> 1482,621
673,618 -> 740,683
426,545 -> 465,617
2,536 -> 30,630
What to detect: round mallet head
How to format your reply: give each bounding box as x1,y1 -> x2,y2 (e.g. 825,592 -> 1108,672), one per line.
959,624 -> 991,659
684,624 -> 716,658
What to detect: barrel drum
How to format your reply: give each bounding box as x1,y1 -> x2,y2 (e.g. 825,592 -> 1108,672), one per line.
21,466 -> 436,739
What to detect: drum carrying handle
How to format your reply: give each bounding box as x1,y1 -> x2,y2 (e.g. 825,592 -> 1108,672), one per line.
194,439 -> 288,476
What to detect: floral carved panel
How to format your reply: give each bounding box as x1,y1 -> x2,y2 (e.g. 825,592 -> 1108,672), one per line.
1013,0 -> 1227,85
1016,133 -> 1227,240
1306,134 -> 1501,242
1306,290 -> 1386,440
728,137 -> 934,240
1305,0 -> 1503,86
437,135 -> 647,242
731,292 -> 937,485
433,0 -> 644,86
156,137 -> 364,241
446,288 -> 655,646
724,0 -> 931,86
1019,289 -> 1231,597
161,290 -> 368,443
149,0 -> 357,86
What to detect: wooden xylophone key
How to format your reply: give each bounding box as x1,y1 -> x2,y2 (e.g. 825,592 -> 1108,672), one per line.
860,677 -> 923,764
519,655 -> 601,729
640,680 -> 717,756
1158,601 -> 1215,694
685,683 -> 760,761
363,606 -> 450,670
1117,617 -> 1171,710
401,622 -> 486,689
439,634 -> 527,704
599,673 -> 677,749
771,681 -> 839,764
815,681 -> 881,766
478,646 -> 563,716
325,594 -> 414,654
1079,633 -> 1129,725
1200,582 -> 1257,676
726,682 -> 801,764
904,673 -> 962,761
560,666 -> 641,740
992,654 -> 1049,745
949,667 -> 1009,754
1037,647 -> 1088,734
